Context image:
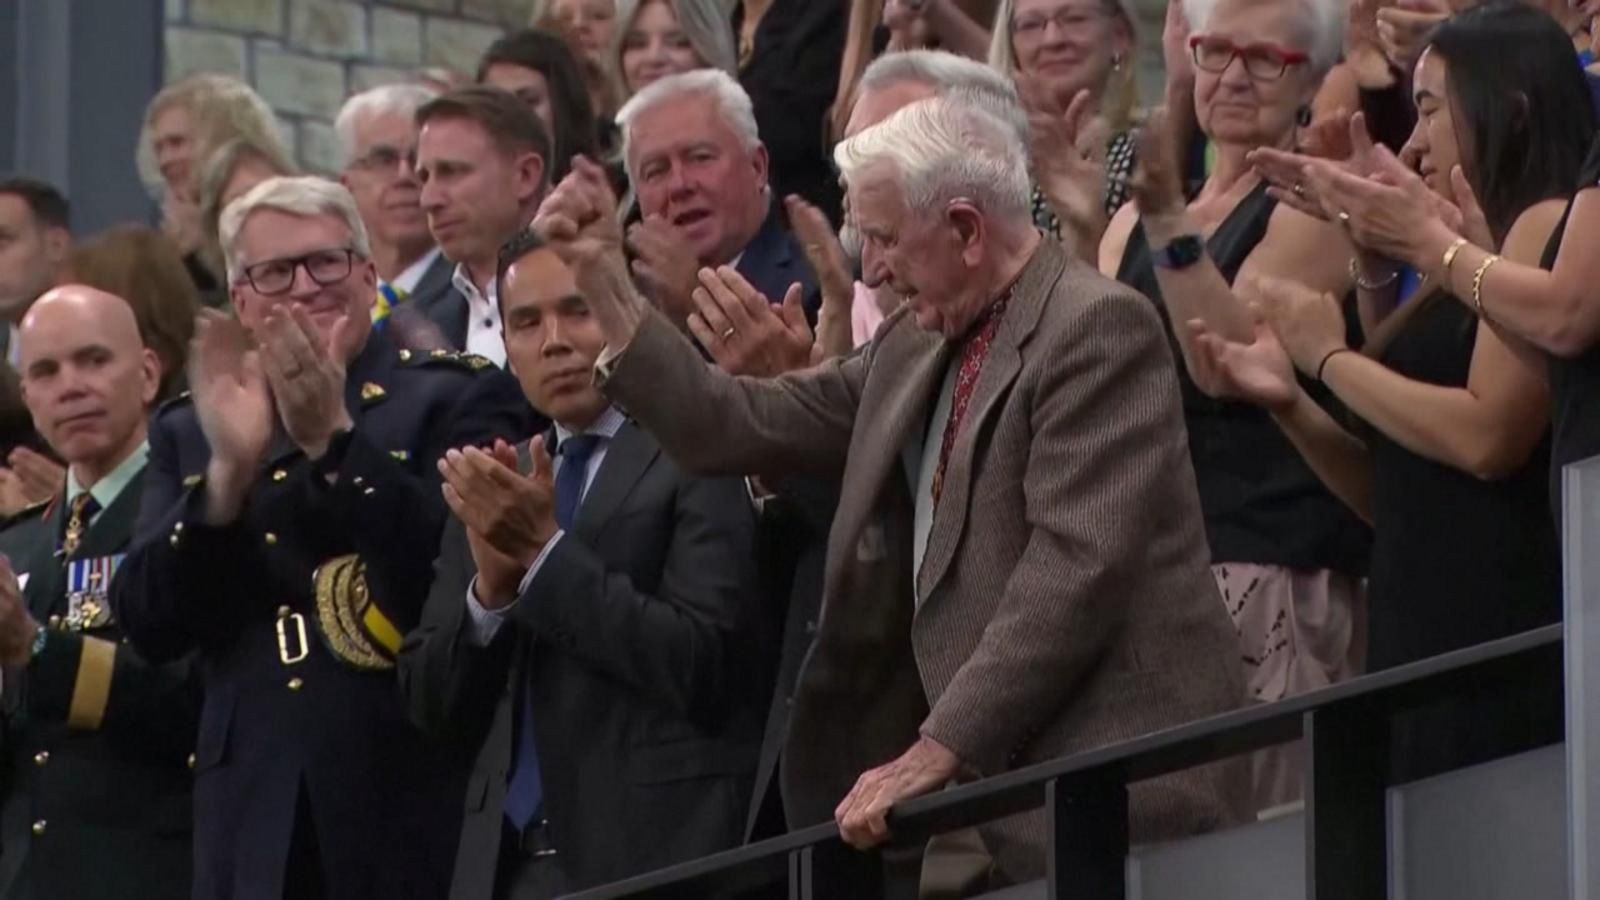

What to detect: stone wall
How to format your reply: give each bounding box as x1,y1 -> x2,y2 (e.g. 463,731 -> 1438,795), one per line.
163,0 -> 535,174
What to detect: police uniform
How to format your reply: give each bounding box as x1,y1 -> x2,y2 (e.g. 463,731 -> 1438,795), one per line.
0,448 -> 199,900
111,329 -> 537,900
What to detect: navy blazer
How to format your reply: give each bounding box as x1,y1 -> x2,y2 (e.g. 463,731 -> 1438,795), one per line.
111,330 -> 529,900
734,207 -> 822,324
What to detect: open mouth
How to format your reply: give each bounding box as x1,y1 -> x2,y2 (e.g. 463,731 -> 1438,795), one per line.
671,209 -> 713,228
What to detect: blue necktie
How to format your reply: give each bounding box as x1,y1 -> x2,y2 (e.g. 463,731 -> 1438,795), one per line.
503,433 -> 604,830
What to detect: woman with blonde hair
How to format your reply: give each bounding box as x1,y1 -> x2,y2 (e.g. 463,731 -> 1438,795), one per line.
608,0 -> 737,101
135,74 -> 287,292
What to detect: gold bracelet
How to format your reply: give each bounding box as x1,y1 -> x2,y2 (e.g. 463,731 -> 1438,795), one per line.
1471,254 -> 1500,319
1441,237 -> 1469,277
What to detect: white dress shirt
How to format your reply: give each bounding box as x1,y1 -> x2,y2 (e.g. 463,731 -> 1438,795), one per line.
449,263 -> 507,367
464,406 -> 628,644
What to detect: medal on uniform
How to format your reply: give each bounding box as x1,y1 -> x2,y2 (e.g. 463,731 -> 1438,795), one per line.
65,554 -> 123,632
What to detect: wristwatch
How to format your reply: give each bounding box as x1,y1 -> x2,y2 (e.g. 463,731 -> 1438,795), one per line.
1152,234 -> 1205,270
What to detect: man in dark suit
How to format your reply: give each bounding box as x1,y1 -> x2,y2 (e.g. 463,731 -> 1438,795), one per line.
0,285 -> 198,900
398,228 -> 767,899
111,176 -> 529,900
615,69 -> 820,331
414,87 -> 551,363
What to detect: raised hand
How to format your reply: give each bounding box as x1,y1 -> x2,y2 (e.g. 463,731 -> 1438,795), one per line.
1186,314 -> 1300,411
438,436 -> 558,608
6,447 -> 63,506
1020,77 -> 1112,259
189,310 -> 273,523
259,305 -> 354,462
1375,0 -> 1450,69
0,555 -> 35,667
1301,142 -> 1454,267
786,194 -> 854,361
1250,111 -> 1381,220
627,215 -> 702,326
534,156 -> 645,349
687,267 -> 815,377
1129,107 -> 1187,223
1251,275 -> 1349,375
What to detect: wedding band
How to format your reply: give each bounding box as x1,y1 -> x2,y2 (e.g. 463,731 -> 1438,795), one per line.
721,326 -> 736,340
1337,211 -> 1352,225
1293,182 -> 1306,197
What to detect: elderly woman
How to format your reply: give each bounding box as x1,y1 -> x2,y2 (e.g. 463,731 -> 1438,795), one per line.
135,74 -> 286,292
194,136 -> 301,302
1193,0 -> 1588,780
1296,9 -> 1600,515
609,0 -> 737,101
1098,0 -> 1368,812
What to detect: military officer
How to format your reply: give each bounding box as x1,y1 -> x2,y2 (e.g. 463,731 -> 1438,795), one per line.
111,176 -> 531,900
0,285 -> 199,900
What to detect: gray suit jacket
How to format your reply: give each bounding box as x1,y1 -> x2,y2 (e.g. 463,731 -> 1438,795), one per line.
398,422 -> 768,898
601,240 -> 1249,880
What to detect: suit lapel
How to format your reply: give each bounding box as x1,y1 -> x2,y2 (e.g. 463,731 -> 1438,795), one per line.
733,209 -> 793,302
410,252 -> 455,309
24,500 -> 66,621
915,242 -> 1065,603
572,422 -> 657,543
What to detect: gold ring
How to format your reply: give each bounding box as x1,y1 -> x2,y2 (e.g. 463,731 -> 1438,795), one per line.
721,326 -> 736,340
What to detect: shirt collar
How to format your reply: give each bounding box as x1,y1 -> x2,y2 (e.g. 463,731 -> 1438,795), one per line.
388,247 -> 442,295
66,440 -> 150,514
554,406 -> 626,448
450,263 -> 497,308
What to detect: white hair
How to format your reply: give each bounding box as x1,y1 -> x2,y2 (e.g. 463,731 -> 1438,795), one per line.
614,68 -> 760,179
220,176 -> 373,283
334,83 -> 440,167
1184,0 -> 1346,74
859,49 -> 1028,146
834,96 -> 1030,226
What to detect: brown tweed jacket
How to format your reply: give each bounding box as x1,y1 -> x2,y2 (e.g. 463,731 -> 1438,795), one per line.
600,240 -> 1248,879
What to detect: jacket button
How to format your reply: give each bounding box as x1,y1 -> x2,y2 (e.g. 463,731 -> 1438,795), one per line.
187,753 -> 196,770
264,532 -> 279,546
287,677 -> 304,691
31,820 -> 45,836
272,469 -> 288,482
33,751 -> 48,766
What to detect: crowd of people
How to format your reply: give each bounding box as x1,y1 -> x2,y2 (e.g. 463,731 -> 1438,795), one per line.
0,0 -> 1592,896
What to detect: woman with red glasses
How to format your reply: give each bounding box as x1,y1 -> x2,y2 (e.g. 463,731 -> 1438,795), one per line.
1098,0 -> 1367,816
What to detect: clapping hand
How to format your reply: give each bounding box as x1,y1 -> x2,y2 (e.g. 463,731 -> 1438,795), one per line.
258,305 -> 354,462
439,437 -> 558,609
189,310 -> 273,524
1130,108 -> 1188,226
1300,142 -> 1462,269
1249,276 -> 1349,376
1249,111 -> 1381,221
1375,0 -> 1450,69
0,447 -> 64,515
689,267 -> 814,378
1019,76 -> 1112,259
1185,313 -> 1301,412
627,215 -> 702,326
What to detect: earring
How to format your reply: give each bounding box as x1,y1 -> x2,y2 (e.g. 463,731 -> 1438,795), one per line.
1111,52 -> 1123,72
1296,105 -> 1312,127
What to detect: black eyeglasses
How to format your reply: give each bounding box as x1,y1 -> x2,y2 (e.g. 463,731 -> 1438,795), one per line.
240,248 -> 358,296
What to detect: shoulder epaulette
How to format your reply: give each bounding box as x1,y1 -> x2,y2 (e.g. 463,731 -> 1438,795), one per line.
154,389 -> 194,417
398,348 -> 497,372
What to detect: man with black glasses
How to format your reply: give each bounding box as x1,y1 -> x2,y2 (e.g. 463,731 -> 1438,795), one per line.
112,176 -> 527,900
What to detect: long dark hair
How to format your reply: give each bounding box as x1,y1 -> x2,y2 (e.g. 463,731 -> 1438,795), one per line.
478,29 -> 600,183
1429,1 -> 1596,245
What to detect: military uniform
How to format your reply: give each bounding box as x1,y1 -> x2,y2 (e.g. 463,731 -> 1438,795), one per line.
111,330 -> 536,900
0,452 -> 199,900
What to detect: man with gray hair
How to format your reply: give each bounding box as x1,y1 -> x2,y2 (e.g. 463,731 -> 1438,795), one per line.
336,83 -> 453,318
113,176 -> 528,900
615,69 -> 818,330
534,93 -> 1246,888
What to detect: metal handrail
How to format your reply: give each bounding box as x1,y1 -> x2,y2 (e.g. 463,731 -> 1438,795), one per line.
564,623 -> 1564,899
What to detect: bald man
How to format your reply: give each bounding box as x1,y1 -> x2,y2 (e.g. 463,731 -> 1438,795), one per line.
0,285 -> 197,900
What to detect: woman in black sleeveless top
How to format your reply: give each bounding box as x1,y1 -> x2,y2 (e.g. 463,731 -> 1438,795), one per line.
1194,2 -> 1589,779
1097,0 -> 1368,811
1291,7 -> 1600,517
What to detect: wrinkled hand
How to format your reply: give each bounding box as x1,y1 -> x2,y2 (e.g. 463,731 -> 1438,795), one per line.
161,188 -> 203,256
1161,0 -> 1194,90
439,437 -> 558,609
1299,105 -> 1353,161
836,736 -> 961,849
787,195 -> 853,315
1130,108 -> 1187,222
0,556 -> 38,667
1250,111 -> 1381,220
1251,276 -> 1348,375
5,447 -> 63,507
534,157 -> 644,348
189,310 -> 273,521
259,305 -> 354,462
1020,77 -> 1111,255
689,267 -> 815,377
1185,313 -> 1300,411
628,215 -> 702,326
1376,0 -> 1450,69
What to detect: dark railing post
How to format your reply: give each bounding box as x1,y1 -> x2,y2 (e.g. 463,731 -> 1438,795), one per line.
1045,773 -> 1129,899
789,842 -> 885,899
1305,704 -> 1389,900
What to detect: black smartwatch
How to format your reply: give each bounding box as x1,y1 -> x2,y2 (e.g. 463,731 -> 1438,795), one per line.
1152,234 -> 1205,270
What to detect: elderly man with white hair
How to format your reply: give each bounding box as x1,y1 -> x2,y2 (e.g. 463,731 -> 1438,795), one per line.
615,68 -> 820,332
533,93 -> 1247,889
336,83 -> 453,320
112,176 -> 527,900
